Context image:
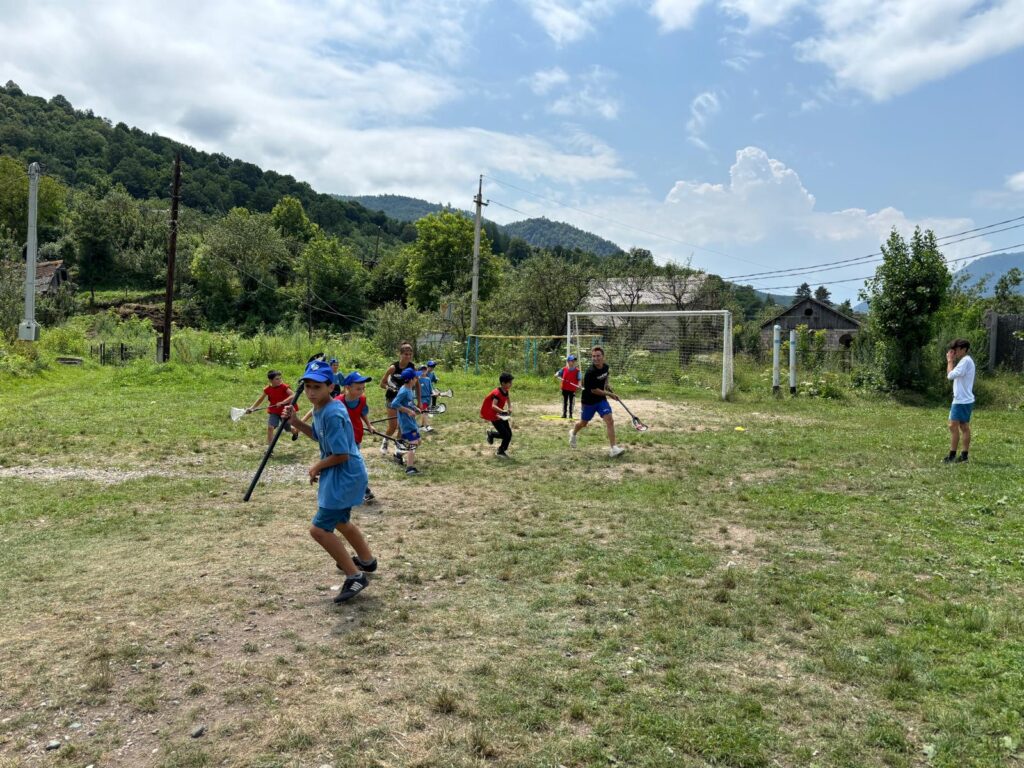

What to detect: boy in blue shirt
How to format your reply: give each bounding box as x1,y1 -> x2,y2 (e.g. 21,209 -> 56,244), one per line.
426,360 -> 439,409
417,364 -> 434,432
284,359 -> 377,603
389,368 -> 422,476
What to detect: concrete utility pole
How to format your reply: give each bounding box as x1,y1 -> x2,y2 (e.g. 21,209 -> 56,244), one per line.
162,153 -> 181,362
470,175 -> 488,336
18,162 -> 41,341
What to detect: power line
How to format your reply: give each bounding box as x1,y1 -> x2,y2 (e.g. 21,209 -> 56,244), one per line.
484,175 -> 772,269
744,243 -> 1024,293
723,214 -> 1024,281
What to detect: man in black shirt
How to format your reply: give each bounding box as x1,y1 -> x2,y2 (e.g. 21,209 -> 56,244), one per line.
569,346 -> 625,457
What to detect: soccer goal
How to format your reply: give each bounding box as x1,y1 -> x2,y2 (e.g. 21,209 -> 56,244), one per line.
567,310 -> 734,399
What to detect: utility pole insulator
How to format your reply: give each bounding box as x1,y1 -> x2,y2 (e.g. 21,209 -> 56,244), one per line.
18,162 -> 41,341
470,174 -> 488,336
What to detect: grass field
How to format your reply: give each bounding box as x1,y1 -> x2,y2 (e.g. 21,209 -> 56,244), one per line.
1,362 -> 1023,768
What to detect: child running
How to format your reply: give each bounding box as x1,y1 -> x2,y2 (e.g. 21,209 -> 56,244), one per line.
555,354 -> 581,419
389,368 -> 422,476
338,371 -> 376,502
481,372 -> 514,459
569,346 -> 625,458
417,364 -> 434,433
379,342 -> 418,453
291,357 -> 341,441
426,360 -> 439,409
245,370 -> 294,445
283,359 -> 377,604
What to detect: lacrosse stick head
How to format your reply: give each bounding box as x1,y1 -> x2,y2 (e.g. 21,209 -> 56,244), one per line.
430,402 -> 448,414
230,407 -> 247,422
495,411 -> 511,421
631,417 -> 650,432
436,388 -> 453,398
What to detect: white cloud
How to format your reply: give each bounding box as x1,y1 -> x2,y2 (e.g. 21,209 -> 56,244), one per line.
528,67 -> 571,95
719,0 -> 804,28
520,0 -> 624,45
546,66 -> 621,120
649,0 -> 710,31
1007,171 -> 1024,192
686,90 -> 721,150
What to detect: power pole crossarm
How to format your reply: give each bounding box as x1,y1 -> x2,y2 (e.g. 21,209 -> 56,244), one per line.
470,175 -> 488,336
18,162 -> 41,341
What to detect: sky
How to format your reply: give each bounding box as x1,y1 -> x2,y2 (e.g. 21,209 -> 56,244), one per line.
2,0 -> 1024,300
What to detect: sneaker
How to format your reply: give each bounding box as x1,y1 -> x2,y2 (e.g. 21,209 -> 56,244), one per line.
340,555 -> 377,573
942,454 -> 957,464
496,450 -> 510,459
569,428 -> 577,448
290,431 -> 299,441
423,425 -> 434,433
609,445 -> 625,458
334,572 -> 369,603
486,430 -> 495,445
955,454 -> 969,463
379,438 -> 388,454
393,451 -> 405,466
405,466 -> 420,476
363,488 -> 375,503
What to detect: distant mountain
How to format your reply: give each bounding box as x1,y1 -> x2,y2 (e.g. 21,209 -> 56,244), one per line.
954,251 -> 1024,295
339,194 -> 625,257
502,217 -> 624,257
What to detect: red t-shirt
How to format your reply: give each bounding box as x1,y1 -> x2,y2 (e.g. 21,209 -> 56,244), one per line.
264,383 -> 292,415
480,387 -> 509,421
335,394 -> 368,445
560,366 -> 580,392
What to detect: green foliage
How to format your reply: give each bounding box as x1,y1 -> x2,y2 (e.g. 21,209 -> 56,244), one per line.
483,252 -> 591,337
992,268 -> 1024,314
861,227 -> 951,390
366,246 -> 411,307
270,195 -> 317,246
406,211 -> 498,311
0,155 -> 68,243
795,282 -> 812,298
293,234 -> 368,330
502,216 -> 623,257
365,301 -> 430,357
0,229 -> 22,339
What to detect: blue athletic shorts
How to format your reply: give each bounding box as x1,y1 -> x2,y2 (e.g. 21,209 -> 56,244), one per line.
580,400 -> 613,422
949,403 -> 974,423
267,413 -> 290,428
312,506 -> 352,532
402,429 -> 422,443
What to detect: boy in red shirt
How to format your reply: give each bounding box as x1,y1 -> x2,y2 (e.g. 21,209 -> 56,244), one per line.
555,354 -> 581,419
337,371 -> 376,503
481,372 -> 514,459
246,370 -> 294,445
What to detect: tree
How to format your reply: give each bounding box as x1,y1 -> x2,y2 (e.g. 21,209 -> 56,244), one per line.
297,234 -> 368,330
861,227 -> 951,389
0,156 -> 67,243
271,195 -> 317,244
838,299 -> 854,315
484,252 -> 593,337
795,282 -> 812,298
814,285 -> 832,305
406,211 -> 498,311
70,192 -> 114,303
992,268 -> 1024,314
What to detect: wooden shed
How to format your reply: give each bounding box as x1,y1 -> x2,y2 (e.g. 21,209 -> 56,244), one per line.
760,297 -> 861,350
35,260 -> 69,295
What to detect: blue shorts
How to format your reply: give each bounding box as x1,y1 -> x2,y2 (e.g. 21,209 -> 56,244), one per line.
949,403 -> 974,423
402,429 -> 422,443
267,413 -> 290,428
580,400 -> 613,422
312,506 -> 352,532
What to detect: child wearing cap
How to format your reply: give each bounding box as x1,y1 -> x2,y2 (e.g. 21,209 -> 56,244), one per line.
284,359 -> 377,604
417,364 -> 434,432
389,368 -> 422,475
426,361 -> 439,409
245,370 -> 294,445
555,355 -> 581,419
328,357 -> 342,398
481,372 -> 514,459
337,371 -> 376,502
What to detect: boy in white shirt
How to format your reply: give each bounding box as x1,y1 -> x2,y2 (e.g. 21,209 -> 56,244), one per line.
944,338 -> 975,464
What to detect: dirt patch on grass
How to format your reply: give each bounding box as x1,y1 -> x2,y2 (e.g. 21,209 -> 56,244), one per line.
697,522 -> 770,569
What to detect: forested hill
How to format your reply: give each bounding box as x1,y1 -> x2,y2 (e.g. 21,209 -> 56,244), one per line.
502,218 -> 623,258
0,82 -> 404,239
954,251 -> 1024,295
339,194 -> 468,222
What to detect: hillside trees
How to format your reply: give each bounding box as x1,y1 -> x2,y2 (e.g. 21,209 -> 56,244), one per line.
406,211 -> 498,311
484,252 -> 592,337
0,156 -> 67,242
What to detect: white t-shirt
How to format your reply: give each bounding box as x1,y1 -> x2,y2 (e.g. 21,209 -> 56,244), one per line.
947,355 -> 975,405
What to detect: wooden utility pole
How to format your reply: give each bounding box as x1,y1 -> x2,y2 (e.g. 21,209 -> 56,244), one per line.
470,175 -> 488,335
162,153 -> 181,362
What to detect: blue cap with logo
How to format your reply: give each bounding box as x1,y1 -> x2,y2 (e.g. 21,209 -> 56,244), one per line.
328,357 -> 338,365
301,359 -> 334,383
567,354 -> 576,361
400,368 -> 417,381
341,371 -> 373,386
427,360 -> 436,367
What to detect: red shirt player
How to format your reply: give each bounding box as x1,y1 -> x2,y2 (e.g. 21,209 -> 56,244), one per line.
481,372 -> 514,459
555,355 -> 581,419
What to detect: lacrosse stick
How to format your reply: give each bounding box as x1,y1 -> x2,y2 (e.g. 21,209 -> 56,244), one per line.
427,402 -> 447,415
365,427 -> 412,452
615,397 -> 649,432
243,352 -> 322,501
231,405 -> 268,422
434,388 -> 454,398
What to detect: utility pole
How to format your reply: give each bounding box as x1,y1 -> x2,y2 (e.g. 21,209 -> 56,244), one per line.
305,259 -> 313,340
470,175 -> 488,335
18,162 -> 41,341
162,153 -> 181,362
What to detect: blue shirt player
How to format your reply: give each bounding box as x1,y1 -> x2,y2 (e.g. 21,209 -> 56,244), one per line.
284,358 -> 377,603
389,368 -> 423,475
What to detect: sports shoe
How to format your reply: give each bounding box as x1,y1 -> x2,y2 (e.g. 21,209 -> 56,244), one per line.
608,445 -> 625,458
423,425 -> 434,433
496,450 -> 510,459
363,487 -> 375,503
942,454 -> 957,464
569,428 -> 577,448
405,466 -> 420,476
290,431 -> 299,441
955,454 -> 969,463
486,430 -> 495,445
379,438 -> 388,454
393,451 -> 405,466
334,572 -> 369,603
340,555 -> 377,573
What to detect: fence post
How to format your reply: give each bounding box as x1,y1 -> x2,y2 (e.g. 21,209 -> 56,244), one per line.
789,329 -> 797,395
985,310 -> 998,372
474,336 -> 480,375
464,337 -> 470,373
772,325 -> 781,395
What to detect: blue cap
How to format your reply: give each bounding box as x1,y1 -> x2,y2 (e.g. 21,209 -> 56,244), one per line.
427,360 -> 436,367
400,368 -> 417,381
301,359 -> 334,383
567,354 -> 576,361
328,357 -> 338,364
341,371 -> 372,386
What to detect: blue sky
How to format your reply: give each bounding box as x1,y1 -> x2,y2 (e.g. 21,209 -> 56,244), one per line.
2,0 -> 1023,300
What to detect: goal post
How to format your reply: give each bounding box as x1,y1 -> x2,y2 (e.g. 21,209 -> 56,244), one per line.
567,310 -> 734,399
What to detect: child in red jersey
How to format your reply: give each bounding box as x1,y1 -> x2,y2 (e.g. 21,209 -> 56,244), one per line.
555,354 -> 581,419
481,372 -> 514,459
337,371 -> 376,503
245,370 -> 294,445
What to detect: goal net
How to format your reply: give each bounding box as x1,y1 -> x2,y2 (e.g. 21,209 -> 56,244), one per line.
567,310 -> 734,399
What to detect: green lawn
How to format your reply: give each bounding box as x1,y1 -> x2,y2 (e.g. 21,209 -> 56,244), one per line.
1,362 -> 1022,767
